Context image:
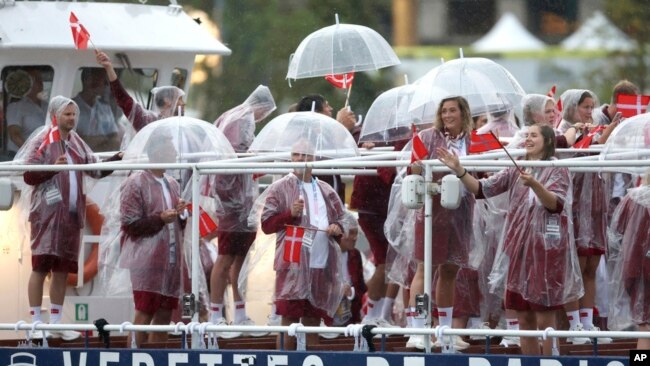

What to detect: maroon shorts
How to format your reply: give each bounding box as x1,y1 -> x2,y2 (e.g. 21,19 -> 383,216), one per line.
32,255 -> 78,273
577,247 -> 606,257
505,290 -> 563,312
275,299 -> 333,326
217,231 -> 256,256
133,290 -> 179,315
358,213 -> 388,265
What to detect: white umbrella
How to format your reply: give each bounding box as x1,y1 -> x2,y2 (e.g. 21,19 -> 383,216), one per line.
601,113 -> 650,175
286,14 -> 400,81
249,112 -> 359,159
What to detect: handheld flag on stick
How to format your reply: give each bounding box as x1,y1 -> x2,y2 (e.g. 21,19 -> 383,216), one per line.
469,130 -> 501,154
547,85 -> 556,99
325,72 -> 354,108
186,203 -> 218,238
37,115 -> 61,153
283,225 -> 305,263
486,130 -> 522,172
615,94 -> 650,118
410,125 -> 429,163
573,125 -> 606,149
69,12 -> 93,50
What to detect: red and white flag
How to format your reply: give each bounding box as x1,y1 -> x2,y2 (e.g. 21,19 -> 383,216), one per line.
69,12 -> 91,50
37,115 -> 61,153
615,94 -> 650,118
469,129 -> 501,154
410,125 -> 429,163
325,73 -> 355,89
573,125 -> 606,149
547,85 -> 556,99
283,225 -> 305,263
186,203 -> 218,238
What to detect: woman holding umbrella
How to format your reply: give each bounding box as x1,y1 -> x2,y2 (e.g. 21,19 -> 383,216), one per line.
407,96 -> 475,350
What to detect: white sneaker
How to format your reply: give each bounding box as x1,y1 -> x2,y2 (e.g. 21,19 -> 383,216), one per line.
318,320 -> 339,339
266,314 -> 281,326
406,334 -> 425,350
434,335 -> 469,351
27,330 -> 49,340
469,322 -> 492,341
235,317 -> 268,337
587,326 -> 613,344
567,323 -> 591,345
212,317 -> 241,339
499,335 -> 520,347
49,330 -> 81,341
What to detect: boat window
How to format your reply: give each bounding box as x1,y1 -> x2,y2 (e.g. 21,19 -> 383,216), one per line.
172,68 -> 188,90
70,66 -> 157,152
0,66 -> 54,161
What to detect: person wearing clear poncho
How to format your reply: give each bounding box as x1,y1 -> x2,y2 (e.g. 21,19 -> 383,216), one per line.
438,123 -> 582,356
509,94 -> 578,149
558,89 -> 618,343
607,172 -> 650,349
118,129 -> 188,347
207,85 -> 276,336
16,96 -> 121,341
95,50 -> 185,136
475,103 -> 520,140
256,139 -> 345,350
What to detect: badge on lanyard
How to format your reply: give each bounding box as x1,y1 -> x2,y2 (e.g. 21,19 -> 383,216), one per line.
302,229 -> 314,250
44,183 -> 63,205
545,215 -> 561,239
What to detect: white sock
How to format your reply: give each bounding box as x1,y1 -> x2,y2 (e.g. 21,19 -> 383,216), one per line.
30,307 -> 42,323
209,302 -> 224,323
271,303 -> 278,316
405,307 -> 414,328
437,306 -> 453,328
381,297 -> 395,321
469,317 -> 482,328
234,301 -> 247,324
366,298 -> 381,319
412,316 -> 425,329
580,308 -> 594,329
506,318 -> 519,331
50,304 -> 63,324
566,310 -> 581,329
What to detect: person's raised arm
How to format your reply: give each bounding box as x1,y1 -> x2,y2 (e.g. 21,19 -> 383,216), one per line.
518,172 -> 558,211
563,122 -> 584,146
95,50 -> 118,82
597,112 -> 622,145
436,147 -> 479,195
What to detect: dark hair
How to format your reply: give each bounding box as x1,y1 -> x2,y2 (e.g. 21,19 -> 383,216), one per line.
434,96 -> 473,135
80,68 -> 105,85
612,80 -> 639,103
526,124 -> 556,161
577,91 -> 594,106
296,94 -> 326,113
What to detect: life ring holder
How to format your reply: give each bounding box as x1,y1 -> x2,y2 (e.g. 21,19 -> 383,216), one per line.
66,201 -> 103,286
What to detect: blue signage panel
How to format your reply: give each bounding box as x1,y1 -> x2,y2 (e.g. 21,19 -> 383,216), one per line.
0,348 -> 629,366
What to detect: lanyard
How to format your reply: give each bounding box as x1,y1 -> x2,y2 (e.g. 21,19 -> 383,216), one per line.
300,177 -> 320,217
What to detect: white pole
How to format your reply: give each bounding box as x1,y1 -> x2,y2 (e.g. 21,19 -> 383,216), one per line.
423,163 -> 433,353
191,166 -> 201,349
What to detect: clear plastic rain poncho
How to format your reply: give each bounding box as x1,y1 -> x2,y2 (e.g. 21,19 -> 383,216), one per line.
99,117 -> 235,298
606,183 -> 650,330
521,94 -> 555,127
211,85 -> 276,232
484,163 -> 583,306
15,96 -> 103,261
253,173 -> 346,317
116,84 -> 185,149
475,103 -> 520,138
414,128 -> 475,267
558,89 -> 599,132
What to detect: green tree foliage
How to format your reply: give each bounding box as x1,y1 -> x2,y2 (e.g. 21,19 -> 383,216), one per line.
604,0 -> 650,92
187,0 -> 394,124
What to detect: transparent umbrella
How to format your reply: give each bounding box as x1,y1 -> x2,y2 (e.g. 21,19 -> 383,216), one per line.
359,82 -> 443,143
286,15 -> 400,81
409,57 -> 526,119
249,112 -> 359,159
600,113 -> 650,175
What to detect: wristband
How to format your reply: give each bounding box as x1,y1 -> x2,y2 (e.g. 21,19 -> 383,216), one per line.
456,169 -> 468,179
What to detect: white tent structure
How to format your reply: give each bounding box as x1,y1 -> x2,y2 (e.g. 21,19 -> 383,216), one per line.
561,11 -> 635,52
472,12 -> 546,53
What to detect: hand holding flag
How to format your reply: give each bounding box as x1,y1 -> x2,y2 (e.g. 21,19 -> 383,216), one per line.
283,225 -> 305,263
410,124 -> 429,164
37,115 -> 61,153
573,125 -> 606,149
325,72 -> 355,108
69,12 -> 93,50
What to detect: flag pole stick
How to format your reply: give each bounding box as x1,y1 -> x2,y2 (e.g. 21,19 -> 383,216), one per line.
344,82 -> 353,109
285,224 -> 328,233
489,130 -> 522,172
